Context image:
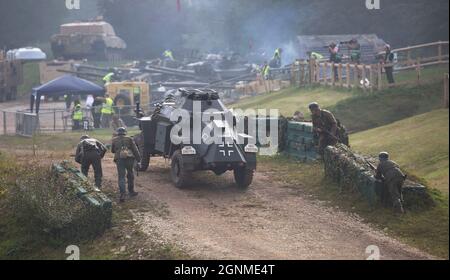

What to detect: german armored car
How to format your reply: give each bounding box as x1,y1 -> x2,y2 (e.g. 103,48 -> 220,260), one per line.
133,88 -> 257,189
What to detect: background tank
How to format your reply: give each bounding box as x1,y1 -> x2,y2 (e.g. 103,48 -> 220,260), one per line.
51,21 -> 126,61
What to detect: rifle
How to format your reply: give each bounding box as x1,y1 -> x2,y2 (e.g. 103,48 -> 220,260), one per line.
317,128 -> 339,142
365,159 -> 377,171
134,160 -> 140,177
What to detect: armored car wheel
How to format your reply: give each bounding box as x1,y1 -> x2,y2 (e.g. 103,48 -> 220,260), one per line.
171,150 -> 189,189
234,167 -> 254,189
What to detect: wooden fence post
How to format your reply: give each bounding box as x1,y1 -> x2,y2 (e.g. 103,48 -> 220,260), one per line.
444,73 -> 449,108
2,111 -> 6,135
377,63 -> 383,91
369,65 -> 374,93
416,58 -> 421,85
438,42 -> 442,62
346,63 -> 350,88
361,65 -> 366,91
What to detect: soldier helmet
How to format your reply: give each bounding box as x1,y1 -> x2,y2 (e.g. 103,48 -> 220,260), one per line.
80,135 -> 90,141
379,152 -> 389,160
116,127 -> 127,136
308,102 -> 320,110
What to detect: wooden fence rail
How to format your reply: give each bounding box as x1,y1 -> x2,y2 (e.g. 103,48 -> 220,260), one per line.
290,41 -> 449,92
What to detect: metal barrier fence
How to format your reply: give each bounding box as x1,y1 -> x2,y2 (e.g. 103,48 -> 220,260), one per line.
1,104 -> 152,137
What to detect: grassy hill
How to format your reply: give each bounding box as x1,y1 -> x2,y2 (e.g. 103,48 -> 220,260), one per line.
330,81 -> 446,132
233,65 -> 447,132
231,86 -> 356,118
351,109 -> 449,194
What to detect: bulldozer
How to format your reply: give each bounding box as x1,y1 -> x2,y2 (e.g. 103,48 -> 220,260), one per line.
105,81 -> 151,125
51,21 -> 126,61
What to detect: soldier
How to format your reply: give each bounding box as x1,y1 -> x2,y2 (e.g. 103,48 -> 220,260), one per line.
309,102 -> 338,156
111,115 -> 126,136
111,127 -> 141,202
292,111 -> 305,122
375,152 -> 406,214
75,135 -> 107,188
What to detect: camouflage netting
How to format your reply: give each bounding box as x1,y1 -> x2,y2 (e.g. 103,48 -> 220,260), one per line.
13,161 -> 112,240
324,144 -> 435,210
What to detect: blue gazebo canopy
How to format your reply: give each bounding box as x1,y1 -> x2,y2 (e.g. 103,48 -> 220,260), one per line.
31,75 -> 105,113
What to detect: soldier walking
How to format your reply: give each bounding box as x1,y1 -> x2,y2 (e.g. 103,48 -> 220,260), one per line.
375,152 -> 406,214
309,102 -> 339,156
111,127 -> 141,202
75,135 -> 107,188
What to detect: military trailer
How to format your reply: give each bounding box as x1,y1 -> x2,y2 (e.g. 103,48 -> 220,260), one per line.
133,88 -> 257,189
51,21 -> 126,61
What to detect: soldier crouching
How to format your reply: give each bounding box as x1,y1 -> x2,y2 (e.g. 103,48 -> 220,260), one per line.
375,152 -> 406,214
309,102 -> 339,156
75,135 -> 107,188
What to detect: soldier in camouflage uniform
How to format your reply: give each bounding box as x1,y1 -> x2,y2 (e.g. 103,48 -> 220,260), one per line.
111,127 -> 141,202
309,102 -> 339,156
75,135 -> 107,188
375,152 -> 406,214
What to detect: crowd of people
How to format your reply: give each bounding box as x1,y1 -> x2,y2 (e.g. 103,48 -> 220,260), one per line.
67,93 -> 126,132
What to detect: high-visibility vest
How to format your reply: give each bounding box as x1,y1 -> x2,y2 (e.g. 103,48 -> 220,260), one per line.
103,72 -> 114,83
101,98 -> 114,115
73,108 -> 83,121
262,65 -> 270,78
163,50 -> 174,60
274,48 -> 281,59
311,52 -> 324,60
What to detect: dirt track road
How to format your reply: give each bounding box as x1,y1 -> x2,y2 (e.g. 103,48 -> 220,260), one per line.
102,157 -> 434,260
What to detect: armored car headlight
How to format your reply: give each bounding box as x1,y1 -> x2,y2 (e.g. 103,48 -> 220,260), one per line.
182,146 -> 196,155
244,144 -> 258,153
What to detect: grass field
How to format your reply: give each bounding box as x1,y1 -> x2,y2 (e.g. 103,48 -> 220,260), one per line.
351,109 -> 449,194
0,128 -> 141,153
258,156 -> 449,259
330,81 -> 446,132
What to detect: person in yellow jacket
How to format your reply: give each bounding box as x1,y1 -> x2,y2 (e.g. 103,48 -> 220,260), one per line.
72,104 -> 83,130
163,50 -> 174,61
261,61 -> 270,80
103,72 -> 115,84
101,94 -> 114,128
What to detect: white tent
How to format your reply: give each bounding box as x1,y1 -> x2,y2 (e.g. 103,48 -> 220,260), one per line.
7,47 -> 47,61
